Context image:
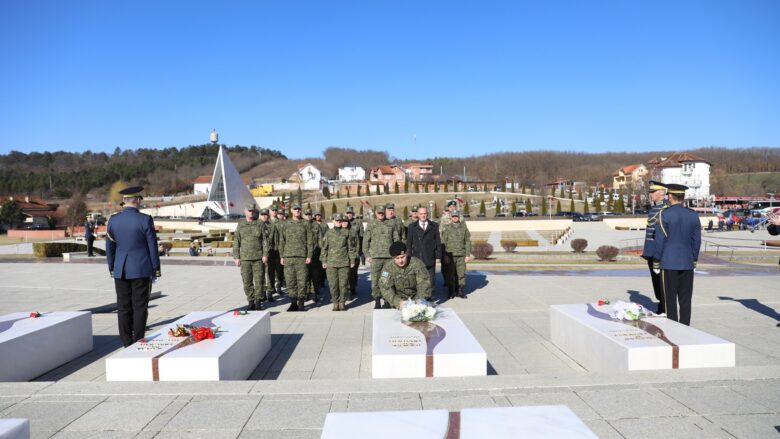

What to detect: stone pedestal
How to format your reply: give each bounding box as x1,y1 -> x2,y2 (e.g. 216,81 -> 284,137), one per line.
372,308 -> 486,378
321,406 -> 597,439
0,419 -> 30,439
0,312 -> 93,382
106,311 -> 271,381
550,303 -> 735,372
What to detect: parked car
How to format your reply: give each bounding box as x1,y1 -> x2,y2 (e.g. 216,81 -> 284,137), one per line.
526,212 -> 539,217
496,213 -> 507,217
513,212 -> 525,217
476,213 -> 486,218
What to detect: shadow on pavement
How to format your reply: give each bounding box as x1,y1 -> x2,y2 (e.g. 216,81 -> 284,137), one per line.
249,333 -> 304,380
718,296 -> 780,324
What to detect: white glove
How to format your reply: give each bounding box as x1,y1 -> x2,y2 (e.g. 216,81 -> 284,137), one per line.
652,268 -> 660,275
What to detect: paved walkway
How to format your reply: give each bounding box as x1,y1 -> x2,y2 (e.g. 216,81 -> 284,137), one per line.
0,260 -> 778,438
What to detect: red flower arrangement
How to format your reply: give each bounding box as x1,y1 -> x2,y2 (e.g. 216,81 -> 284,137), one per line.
167,324 -> 217,341
29,312 -> 42,318
190,326 -> 216,341
233,310 -> 248,316
597,299 -> 610,306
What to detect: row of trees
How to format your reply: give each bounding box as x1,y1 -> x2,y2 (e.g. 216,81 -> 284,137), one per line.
0,144 -> 286,198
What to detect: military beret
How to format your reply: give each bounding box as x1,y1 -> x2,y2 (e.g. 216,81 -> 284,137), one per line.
292,204 -> 301,209
245,203 -> 258,211
389,241 -> 407,257
345,206 -> 354,213
385,203 -> 395,209
648,181 -> 666,192
260,208 -> 269,215
452,210 -> 461,217
665,183 -> 688,195
333,213 -> 344,221
446,200 -> 457,207
119,186 -> 144,199
304,208 -> 312,215
411,206 -> 418,212
375,205 -> 386,213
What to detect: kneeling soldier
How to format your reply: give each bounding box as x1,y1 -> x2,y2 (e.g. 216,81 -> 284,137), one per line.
380,242 -> 432,309
321,214 -> 358,311
441,210 -> 471,298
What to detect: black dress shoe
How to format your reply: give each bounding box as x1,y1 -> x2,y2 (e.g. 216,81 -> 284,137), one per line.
382,300 -> 391,309
287,301 -> 299,312
297,298 -> 306,311
266,293 -> 275,303
255,300 -> 264,310
247,301 -> 256,311
374,298 -> 381,309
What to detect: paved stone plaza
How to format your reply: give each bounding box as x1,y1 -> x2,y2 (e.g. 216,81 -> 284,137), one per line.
0,255 -> 778,438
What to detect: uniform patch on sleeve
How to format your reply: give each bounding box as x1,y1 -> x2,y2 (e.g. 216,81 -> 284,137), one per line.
381,271 -> 389,278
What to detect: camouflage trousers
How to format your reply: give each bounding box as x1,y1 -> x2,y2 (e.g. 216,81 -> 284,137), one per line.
240,259 -> 266,301
327,266 -> 350,304
283,257 -> 309,300
369,258 -> 390,299
451,255 -> 467,288
348,257 -> 360,293
307,249 -> 324,294
266,255 -> 282,293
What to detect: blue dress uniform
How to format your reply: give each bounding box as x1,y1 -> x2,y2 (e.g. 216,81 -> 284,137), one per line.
652,185 -> 701,326
106,187 -> 161,347
641,181 -> 668,314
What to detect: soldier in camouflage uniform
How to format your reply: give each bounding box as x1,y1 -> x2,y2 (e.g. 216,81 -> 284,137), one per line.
363,205 -> 399,309
385,203 -> 406,242
321,214 -> 358,311
380,242 -> 432,309
406,205 -> 419,227
233,203 -> 268,311
304,209 -> 326,302
641,181 -> 668,314
257,208 -> 277,303
438,200 -> 458,295
440,210 -> 471,299
279,205 -> 314,311
266,207 -> 284,297
344,206 -> 363,298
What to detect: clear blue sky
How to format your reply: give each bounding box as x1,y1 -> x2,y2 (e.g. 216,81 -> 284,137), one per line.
1,1 -> 778,159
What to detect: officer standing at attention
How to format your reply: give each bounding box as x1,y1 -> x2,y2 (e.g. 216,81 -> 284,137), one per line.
279,204 -> 313,311
85,215 -> 97,257
385,203 -> 406,242
440,210 -> 472,299
641,181 -> 668,314
363,205 -> 399,309
380,242 -> 432,309
438,200 -> 458,295
344,206 -> 363,298
105,186 -> 161,347
233,203 -> 268,311
321,213 -> 357,311
258,208 -> 276,303
653,184 -> 701,326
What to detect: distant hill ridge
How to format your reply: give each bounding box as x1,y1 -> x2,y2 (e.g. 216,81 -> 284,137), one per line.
1,145 -> 778,197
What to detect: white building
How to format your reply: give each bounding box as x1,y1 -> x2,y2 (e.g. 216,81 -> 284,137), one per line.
193,176 -> 212,195
648,152 -> 711,203
338,166 -> 366,182
292,163 -> 323,190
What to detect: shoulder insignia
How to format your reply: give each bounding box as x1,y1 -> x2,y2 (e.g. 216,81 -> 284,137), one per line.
381,271 -> 390,278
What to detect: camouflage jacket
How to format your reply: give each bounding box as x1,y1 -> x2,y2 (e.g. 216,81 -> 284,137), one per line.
441,221 -> 471,256
363,218 -> 399,258
279,218 -> 313,258
233,220 -> 268,260
388,217 -> 406,242
310,221 -> 329,249
320,227 -> 358,267
379,256 -> 432,308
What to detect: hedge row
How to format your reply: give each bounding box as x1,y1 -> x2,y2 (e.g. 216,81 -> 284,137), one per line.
33,243 -> 106,257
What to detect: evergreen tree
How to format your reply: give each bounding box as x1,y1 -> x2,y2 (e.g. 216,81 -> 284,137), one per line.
331,203 -> 337,215
521,184 -> 526,194
541,197 -> 548,215
0,200 -> 24,228
495,200 -> 501,216
434,181 -> 439,192
510,178 -> 515,193
359,204 -> 364,217
336,190 -> 341,199
583,200 -> 589,214
424,183 -> 429,193
404,180 -> 409,193
479,200 -> 486,215
384,182 -> 389,194
394,182 -> 399,194
555,200 -> 562,215
463,201 -> 470,215
357,185 -> 362,197
297,186 -> 303,205
559,186 -> 564,198
414,182 -> 419,193
403,206 -> 408,219
345,186 -> 350,198
615,189 -> 625,213
501,180 -> 507,192
510,201 -> 517,215
322,186 -> 331,199
525,198 -> 532,214
569,198 -> 575,213
319,204 -> 325,217
443,181 -> 449,192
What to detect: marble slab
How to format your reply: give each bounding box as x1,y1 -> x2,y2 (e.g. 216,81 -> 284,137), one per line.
0,311 -> 93,382
321,405 -> 597,439
372,308 -> 486,378
0,419 -> 30,439
550,303 -> 735,372
105,311 -> 271,381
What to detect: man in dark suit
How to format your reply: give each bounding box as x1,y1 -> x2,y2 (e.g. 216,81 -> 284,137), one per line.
406,206 -> 440,294
652,184 -> 701,326
84,215 -> 96,257
106,186 -> 161,347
